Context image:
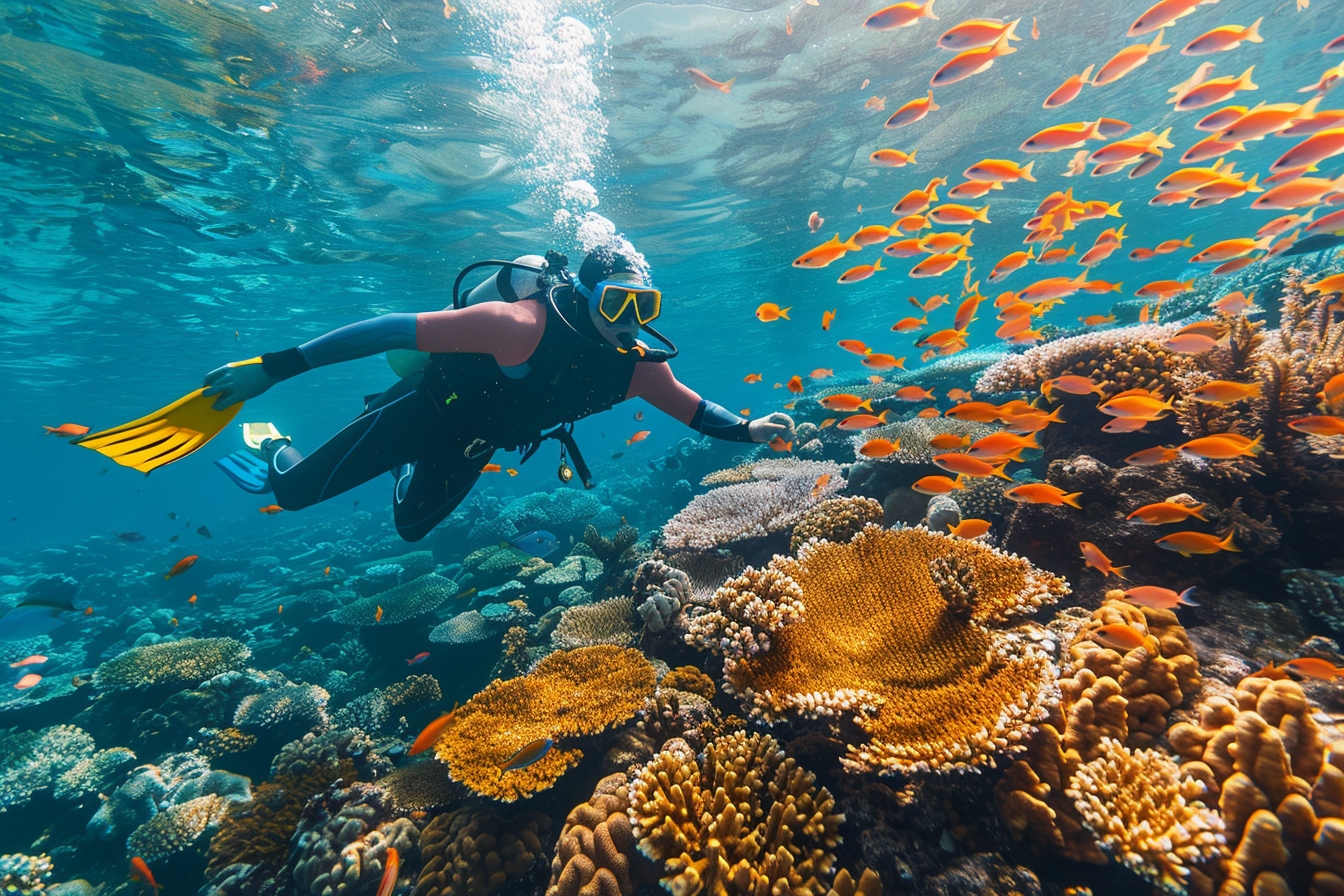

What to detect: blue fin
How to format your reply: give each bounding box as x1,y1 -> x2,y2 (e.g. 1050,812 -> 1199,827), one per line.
215,451 -> 273,494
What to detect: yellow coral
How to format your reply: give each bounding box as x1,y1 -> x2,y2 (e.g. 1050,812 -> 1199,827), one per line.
789,497 -> 884,553
547,773 -> 654,896
1066,737 -> 1227,892
723,525 -> 1067,772
412,806 -> 550,896
433,645 -> 655,801
627,732 -> 844,896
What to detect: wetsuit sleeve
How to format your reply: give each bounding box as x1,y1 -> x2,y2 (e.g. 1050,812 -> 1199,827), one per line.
260,314 -> 419,380
415,301 -> 545,367
628,362 -> 754,442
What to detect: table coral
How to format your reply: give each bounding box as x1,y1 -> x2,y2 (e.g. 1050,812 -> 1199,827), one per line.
412,806 -> 550,896
663,461 -> 845,550
713,525 -> 1066,772
627,732 -> 848,896
330,573 -> 459,626
380,760 -> 464,813
547,773 -> 656,896
551,597 -> 637,649
433,645 -> 656,801
1066,737 -> 1227,893
93,638 -> 251,690
789,497 -> 884,553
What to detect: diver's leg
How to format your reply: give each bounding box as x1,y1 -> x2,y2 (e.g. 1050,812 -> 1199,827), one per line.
391,451 -> 483,542
268,388 -> 426,510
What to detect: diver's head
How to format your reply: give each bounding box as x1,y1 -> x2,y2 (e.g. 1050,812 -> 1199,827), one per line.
575,246 -> 661,351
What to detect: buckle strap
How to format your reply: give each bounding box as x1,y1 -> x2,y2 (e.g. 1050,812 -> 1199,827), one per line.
517,423 -> 594,488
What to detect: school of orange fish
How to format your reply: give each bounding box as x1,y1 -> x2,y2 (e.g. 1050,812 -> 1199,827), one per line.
729,0 -> 1344,659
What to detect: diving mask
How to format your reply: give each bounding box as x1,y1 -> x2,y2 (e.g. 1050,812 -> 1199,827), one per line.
593,278 -> 662,326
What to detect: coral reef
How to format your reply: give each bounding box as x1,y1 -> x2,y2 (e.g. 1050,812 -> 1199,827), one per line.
93,638 -> 251,690
663,460 -> 845,549
682,566 -> 805,660
550,597 -> 637,650
711,525 -> 1066,772
288,781 -> 417,896
234,684 -> 331,733
126,793 -> 231,861
975,322 -> 1191,398
627,732 -> 850,896
633,560 -> 691,634
433,645 -> 656,801
547,773 -> 655,896
412,806 -> 550,896
0,854 -> 53,896
330,573 -> 459,626
0,725 -> 130,811
789,497 -> 885,552
428,611 -> 499,645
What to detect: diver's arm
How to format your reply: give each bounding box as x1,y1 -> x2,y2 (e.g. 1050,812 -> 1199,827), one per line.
415,301 -> 546,366
629,362 -> 794,443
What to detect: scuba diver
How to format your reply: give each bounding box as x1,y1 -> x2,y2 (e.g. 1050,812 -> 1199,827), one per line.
74,243 -> 795,542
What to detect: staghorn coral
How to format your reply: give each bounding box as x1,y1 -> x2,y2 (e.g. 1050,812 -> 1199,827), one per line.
715,525 -> 1066,773
664,461 -> 845,549
412,806 -> 550,896
627,732 -> 847,896
537,555 -> 606,588
93,638 -> 251,690
547,773 -> 655,896
433,645 -> 656,801
789,497 -> 885,553
550,597 -> 637,650
1066,737 -> 1227,893
330,573 -> 459,626
584,524 -> 639,564
234,684 -> 331,733
975,322 -> 1191,397
682,567 -> 805,661
288,781 -> 417,896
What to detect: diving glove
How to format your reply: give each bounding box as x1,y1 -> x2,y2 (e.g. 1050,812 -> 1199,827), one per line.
203,358 -> 278,410
747,412 -> 796,443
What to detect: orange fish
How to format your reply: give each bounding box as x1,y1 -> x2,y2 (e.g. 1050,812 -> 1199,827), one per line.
170,617 -> 178,627
884,90 -> 940,128
278,604 -> 283,614
14,673 -> 41,690
324,566 -> 331,576
1003,483 -> 1082,508
895,386 -> 935,402
1037,245 -> 1076,265
912,475 -> 965,495
837,411 -> 892,430
1289,415 -> 1344,436
793,235 -> 860,269
964,158 -> 1035,184
821,309 -> 837,330
626,430 -> 651,445
1155,530 -> 1239,556
1020,119 -> 1106,153
1318,374 -> 1344,406
8,655 -> 47,668
933,453 -> 1011,480
936,17 -> 1020,51
1127,501 -> 1208,525
744,373 -> 763,383
967,431 -> 1038,458
928,204 -> 989,226
812,473 -> 833,496
188,594 -> 198,604
891,314 -> 928,333
164,555 -> 198,580
1282,657 -> 1344,681
1079,313 -> 1117,325
1093,30 -> 1171,87
948,180 -> 1002,200
1189,380 -> 1261,404
374,605 -> 384,623
810,368 -> 834,380
1122,585 -> 1200,610
861,353 -> 905,370
910,249 -> 969,278
408,709 -> 459,756
1091,623 -> 1159,655
84,606 -> 93,616
786,14 -> 793,35
838,258 -> 885,283
820,394 -> 873,412
376,848 -> 400,896
931,31 -> 1018,87
859,437 -> 901,458
916,407 -> 941,418
769,435 -> 793,452
1041,375 -> 1103,399
838,339 -> 871,355
1174,66 -> 1258,112
990,248 -> 1035,281
1080,541 -> 1128,579
756,302 -> 792,321
686,67 -> 736,92
258,504 -> 284,514
130,857 -> 161,896
864,96 -> 887,112
863,0 -> 939,30
948,518 -> 992,538
1044,65 -> 1096,109
43,423 -> 90,437
786,376 -> 805,394
1178,433 -> 1263,459
482,463 -> 503,472
929,433 -> 970,450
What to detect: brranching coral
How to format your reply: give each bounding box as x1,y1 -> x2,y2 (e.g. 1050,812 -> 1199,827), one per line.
705,525 -> 1067,773
433,645 -> 656,801
683,566 -> 805,661
550,597 -> 637,650
93,638 -> 251,690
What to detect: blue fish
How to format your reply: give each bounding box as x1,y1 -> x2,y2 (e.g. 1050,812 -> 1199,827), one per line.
499,737 -> 554,777
505,530 -> 559,558
0,599 -> 78,641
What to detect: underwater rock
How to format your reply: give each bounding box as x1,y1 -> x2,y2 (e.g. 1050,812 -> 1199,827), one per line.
924,495 -> 961,535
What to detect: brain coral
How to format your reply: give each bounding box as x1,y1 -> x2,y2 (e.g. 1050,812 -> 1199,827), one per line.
627,732 -> 845,896
547,773 -> 655,896
93,638 -> 251,690
412,806 -> 550,896
330,573 -> 459,626
718,525 -> 1068,773
662,461 -> 845,550
974,322 -> 1191,398
789,497 -> 885,553
433,645 -> 656,802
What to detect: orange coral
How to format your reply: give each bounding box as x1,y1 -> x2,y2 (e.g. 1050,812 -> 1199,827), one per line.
547,773 -> 656,896
720,525 -> 1067,772
433,645 -> 655,801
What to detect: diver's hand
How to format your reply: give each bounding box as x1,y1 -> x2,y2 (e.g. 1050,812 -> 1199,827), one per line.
748,412 -> 796,443
203,360 -> 277,410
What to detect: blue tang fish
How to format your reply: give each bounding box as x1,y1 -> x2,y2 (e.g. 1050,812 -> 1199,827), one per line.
499,737 -> 554,777
505,530 -> 559,558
